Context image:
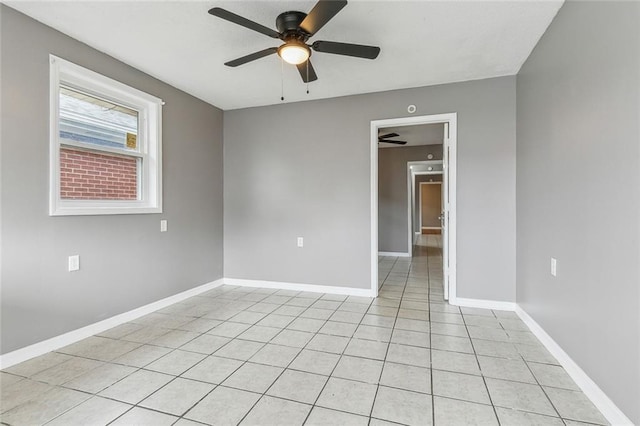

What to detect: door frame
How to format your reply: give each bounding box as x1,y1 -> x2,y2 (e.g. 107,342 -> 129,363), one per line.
419,181 -> 443,231
409,165 -> 443,248
370,112 -> 457,300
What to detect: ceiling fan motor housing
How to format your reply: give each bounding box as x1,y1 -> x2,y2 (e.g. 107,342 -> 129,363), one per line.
276,11 -> 309,40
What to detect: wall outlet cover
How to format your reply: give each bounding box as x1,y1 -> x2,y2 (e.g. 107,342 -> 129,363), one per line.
68,255 -> 80,272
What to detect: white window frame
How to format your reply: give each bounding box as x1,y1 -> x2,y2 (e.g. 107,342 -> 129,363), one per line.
49,55 -> 163,216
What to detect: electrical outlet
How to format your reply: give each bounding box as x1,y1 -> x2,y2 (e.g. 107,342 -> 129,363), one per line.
550,257 -> 557,277
297,237 -> 304,248
160,220 -> 168,232
68,255 -> 80,272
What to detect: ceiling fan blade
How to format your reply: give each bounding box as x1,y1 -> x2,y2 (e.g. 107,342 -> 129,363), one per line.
378,132 -> 400,139
224,47 -> 278,67
299,0 -> 347,36
209,7 -> 280,39
378,140 -> 407,145
312,40 -> 380,59
296,60 -> 318,83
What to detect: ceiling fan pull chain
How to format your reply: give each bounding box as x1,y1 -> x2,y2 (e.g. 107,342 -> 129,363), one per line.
306,61 -> 310,94
280,57 -> 285,101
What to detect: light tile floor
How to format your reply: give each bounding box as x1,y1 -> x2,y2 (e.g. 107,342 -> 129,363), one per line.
1,235 -> 608,425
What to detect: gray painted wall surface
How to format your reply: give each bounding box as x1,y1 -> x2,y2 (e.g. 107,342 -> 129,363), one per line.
516,2 -> 640,422
225,76 -> 516,299
379,146 -> 429,253
0,6 -> 224,354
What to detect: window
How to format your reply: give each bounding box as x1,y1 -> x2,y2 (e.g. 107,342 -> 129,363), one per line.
49,55 -> 162,215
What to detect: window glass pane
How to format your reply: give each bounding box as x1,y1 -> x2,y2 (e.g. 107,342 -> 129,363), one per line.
59,86 -> 138,150
60,146 -> 139,200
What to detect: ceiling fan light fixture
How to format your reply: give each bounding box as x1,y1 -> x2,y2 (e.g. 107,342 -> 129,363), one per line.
278,42 -> 310,65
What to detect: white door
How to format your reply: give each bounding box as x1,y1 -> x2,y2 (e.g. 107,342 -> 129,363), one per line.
441,124 -> 450,300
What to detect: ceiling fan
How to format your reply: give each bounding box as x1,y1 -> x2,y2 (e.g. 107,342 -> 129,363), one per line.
208,0 -> 381,83
378,132 -> 407,145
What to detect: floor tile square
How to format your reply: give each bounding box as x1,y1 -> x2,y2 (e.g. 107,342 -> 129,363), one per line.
4,352 -> 72,377
431,349 -> 480,375
98,369 -> 173,404
177,318 -> 223,333
330,310 -> 365,324
240,395 -> 311,426
380,362 -> 431,394
150,330 -> 201,348
237,325 -> 282,343
528,362 -> 580,390
333,355 -> 383,384
266,369 -> 327,404
316,377 -> 377,416
0,385 -> 90,425
256,313 -> 295,328
305,406 -> 369,426
319,321 -> 358,337
344,338 -> 389,360
230,311 -> 268,325
354,324 -> 393,342
111,407 -> 179,425
391,329 -> 430,348
289,349 -> 340,376
485,378 -> 556,416
180,334 -> 231,354
472,339 -> 519,359
140,377 -> 214,416
430,322 -> 469,338
306,334 -> 350,354
372,385 -> 433,425
432,369 -> 490,404
181,355 -> 243,384
249,343 -> 301,367
287,317 -> 326,333
185,386 -> 261,426
361,314 -> 396,328
112,344 -> 172,368
31,356 -> 104,385
222,362 -> 283,393
46,396 -> 131,426
145,349 -> 206,376
386,343 -> 430,367
63,362 -> 136,393
209,321 -> 252,338
430,334 -> 473,354
214,339 -> 264,361
494,407 -> 564,426
270,329 -> 314,348
478,355 -> 536,383
434,396 -> 498,425
300,308 -> 334,320
544,386 -> 607,424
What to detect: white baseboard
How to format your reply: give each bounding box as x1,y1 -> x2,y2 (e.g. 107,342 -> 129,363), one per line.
451,297 -> 516,311
515,306 -> 632,425
0,278 -> 224,370
224,278 -> 376,298
378,251 -> 411,258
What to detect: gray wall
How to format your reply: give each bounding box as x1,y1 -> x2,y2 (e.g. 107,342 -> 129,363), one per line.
0,6 -> 224,354
379,146 -> 430,253
516,1 -> 640,422
225,76 -> 516,299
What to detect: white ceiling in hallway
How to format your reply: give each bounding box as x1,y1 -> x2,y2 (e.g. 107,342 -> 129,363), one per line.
378,123 -> 444,148
6,0 -> 563,110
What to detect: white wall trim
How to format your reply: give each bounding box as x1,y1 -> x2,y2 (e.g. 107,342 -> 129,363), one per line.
224,278 -> 376,298
0,278 -> 224,369
451,297 -> 516,311
378,251 -> 411,258
515,306 -> 633,426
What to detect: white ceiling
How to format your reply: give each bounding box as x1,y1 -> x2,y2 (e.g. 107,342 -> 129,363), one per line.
6,0 -> 563,110
379,123 -> 444,148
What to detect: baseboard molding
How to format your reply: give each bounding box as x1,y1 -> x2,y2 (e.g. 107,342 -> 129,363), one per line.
0,278 -> 224,370
515,306 -> 632,425
451,297 -> 516,311
224,278 -> 376,298
378,251 -> 411,258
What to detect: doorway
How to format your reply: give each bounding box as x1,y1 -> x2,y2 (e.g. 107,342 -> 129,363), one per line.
370,113 -> 457,301
420,182 -> 442,234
